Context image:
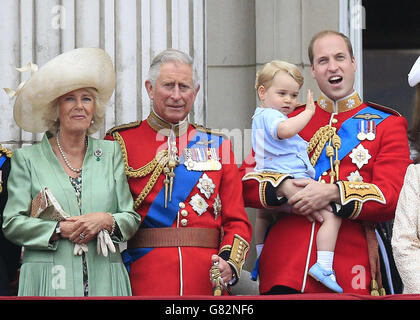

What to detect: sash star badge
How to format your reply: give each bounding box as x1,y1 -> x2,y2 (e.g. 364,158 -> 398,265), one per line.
189,193 -> 209,216
347,170 -> 364,182
349,144 -> 371,169
197,173 -> 216,199
213,194 -> 222,220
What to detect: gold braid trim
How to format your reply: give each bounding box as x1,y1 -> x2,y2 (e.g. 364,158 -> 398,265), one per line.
348,200 -> 363,220
227,235 -> 249,279
242,171 -> 291,188
307,125 -> 336,167
113,131 -> 168,177
106,120 -> 141,136
218,235 -> 250,280
0,145 -> 12,158
133,153 -> 169,210
112,131 -> 169,210
192,123 -> 228,139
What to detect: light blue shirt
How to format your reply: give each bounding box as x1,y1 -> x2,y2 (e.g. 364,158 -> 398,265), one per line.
251,107 -> 315,179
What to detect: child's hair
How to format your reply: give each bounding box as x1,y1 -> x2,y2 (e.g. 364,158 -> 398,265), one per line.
255,60 -> 304,99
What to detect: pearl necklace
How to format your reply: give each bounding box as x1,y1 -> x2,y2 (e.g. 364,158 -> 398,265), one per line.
56,132 -> 87,173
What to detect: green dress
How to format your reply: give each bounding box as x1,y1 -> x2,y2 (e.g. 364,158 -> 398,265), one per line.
2,132 -> 141,296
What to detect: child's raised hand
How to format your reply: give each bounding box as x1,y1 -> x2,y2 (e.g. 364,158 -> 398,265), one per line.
305,89 -> 316,114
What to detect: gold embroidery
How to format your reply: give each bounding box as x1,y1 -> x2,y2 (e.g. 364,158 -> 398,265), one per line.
147,110 -> 188,137
192,123 -> 228,140
317,92 -> 362,113
336,181 -> 386,208
227,235 -> 249,279
353,113 -> 382,120
242,171 -> 291,188
348,200 -> 363,220
106,120 -> 141,136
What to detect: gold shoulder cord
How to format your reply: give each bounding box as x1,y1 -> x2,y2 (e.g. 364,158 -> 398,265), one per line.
307,125 -> 341,183
113,132 -> 168,210
0,145 -> 12,158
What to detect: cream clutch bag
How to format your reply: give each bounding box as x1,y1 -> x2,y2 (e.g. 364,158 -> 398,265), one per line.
31,187 -> 70,221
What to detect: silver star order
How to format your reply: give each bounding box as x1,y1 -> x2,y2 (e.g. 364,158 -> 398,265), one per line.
349,144 -> 371,169
197,173 -> 216,199
347,170 -> 364,182
189,193 -> 209,216
319,99 -> 327,109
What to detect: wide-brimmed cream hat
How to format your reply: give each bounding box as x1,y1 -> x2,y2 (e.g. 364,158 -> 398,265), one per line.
7,48 -> 115,133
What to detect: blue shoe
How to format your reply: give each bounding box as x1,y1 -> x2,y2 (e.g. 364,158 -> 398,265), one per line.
308,263 -> 343,293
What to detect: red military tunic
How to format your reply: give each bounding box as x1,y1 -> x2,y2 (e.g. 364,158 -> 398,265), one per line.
241,92 -> 411,294
106,111 -> 252,296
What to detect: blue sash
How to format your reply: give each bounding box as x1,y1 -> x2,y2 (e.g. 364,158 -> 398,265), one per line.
122,130 -> 224,271
0,155 -> 6,169
314,106 -> 390,179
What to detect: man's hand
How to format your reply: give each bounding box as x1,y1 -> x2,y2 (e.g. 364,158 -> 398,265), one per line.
210,255 -> 233,285
288,179 -> 340,217
277,178 -> 324,222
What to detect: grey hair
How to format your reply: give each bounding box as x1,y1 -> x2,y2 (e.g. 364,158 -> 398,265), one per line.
147,48 -> 199,89
44,87 -> 106,135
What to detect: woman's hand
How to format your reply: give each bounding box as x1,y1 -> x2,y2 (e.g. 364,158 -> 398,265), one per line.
67,212 -> 114,244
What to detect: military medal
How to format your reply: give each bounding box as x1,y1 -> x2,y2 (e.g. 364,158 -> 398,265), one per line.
357,120 -> 367,141
189,193 -> 208,216
183,147 -> 222,171
349,144 -> 371,169
197,173 -> 216,199
366,120 -> 376,141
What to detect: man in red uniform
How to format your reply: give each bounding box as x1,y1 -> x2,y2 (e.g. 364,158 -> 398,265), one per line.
241,30 -> 411,295
105,49 -> 252,296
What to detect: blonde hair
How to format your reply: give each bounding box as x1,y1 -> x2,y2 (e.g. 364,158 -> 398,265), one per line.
45,87 -> 106,135
255,60 -> 304,100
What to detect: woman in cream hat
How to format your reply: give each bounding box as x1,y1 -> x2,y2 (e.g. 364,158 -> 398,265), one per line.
392,56 -> 420,293
2,48 -> 141,296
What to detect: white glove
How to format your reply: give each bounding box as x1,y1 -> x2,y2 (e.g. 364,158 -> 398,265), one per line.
73,243 -> 88,256
97,229 -> 116,257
